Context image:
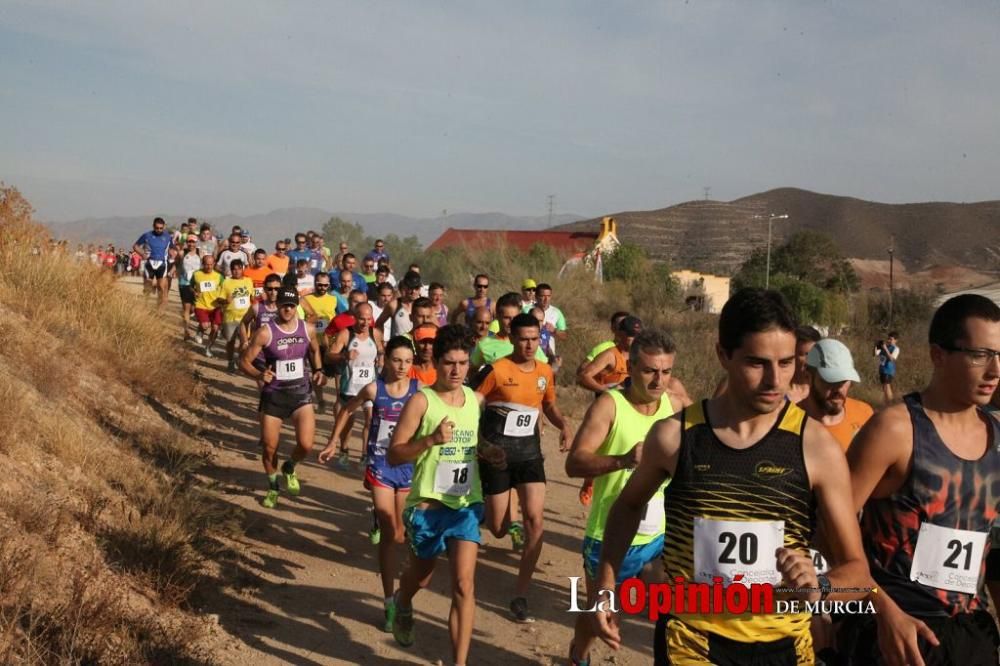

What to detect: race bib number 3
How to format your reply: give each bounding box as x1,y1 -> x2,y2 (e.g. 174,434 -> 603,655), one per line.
693,518 -> 785,586
433,461 -> 471,496
374,420 -> 396,455
909,523 -> 988,595
275,359 -> 304,381
502,409 -> 539,437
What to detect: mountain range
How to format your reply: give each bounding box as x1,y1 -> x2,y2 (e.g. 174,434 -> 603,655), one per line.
43,209 -> 585,250
555,187 -> 1000,278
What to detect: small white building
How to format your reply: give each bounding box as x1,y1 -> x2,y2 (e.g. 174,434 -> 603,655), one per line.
673,270 -> 731,314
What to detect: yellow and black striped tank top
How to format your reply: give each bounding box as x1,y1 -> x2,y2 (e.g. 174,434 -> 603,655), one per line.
662,399 -> 815,645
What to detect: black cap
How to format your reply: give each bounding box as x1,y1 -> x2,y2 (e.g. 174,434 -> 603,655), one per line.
618,315 -> 642,336
277,287 -> 299,306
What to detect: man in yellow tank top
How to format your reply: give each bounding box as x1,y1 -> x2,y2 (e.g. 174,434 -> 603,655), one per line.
565,328 -> 688,666
590,289 -> 872,666
387,324 -> 503,666
301,274 -> 337,412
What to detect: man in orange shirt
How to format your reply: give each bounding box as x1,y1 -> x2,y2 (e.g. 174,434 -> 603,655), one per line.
799,338 -> 874,452
243,249 -> 272,299
408,324 -> 437,385
266,240 -> 290,277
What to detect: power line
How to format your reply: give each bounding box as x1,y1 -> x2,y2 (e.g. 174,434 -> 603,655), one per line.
547,194 -> 555,226
703,186 -> 711,201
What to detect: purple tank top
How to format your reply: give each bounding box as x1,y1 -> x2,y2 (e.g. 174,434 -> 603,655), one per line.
262,319 -> 311,394
255,303 -> 279,329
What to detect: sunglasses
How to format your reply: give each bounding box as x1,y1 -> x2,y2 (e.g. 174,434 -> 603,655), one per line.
475,284 -> 489,289
264,286 -> 280,292
276,247 -> 287,252
315,283 -> 330,289
523,287 -> 535,292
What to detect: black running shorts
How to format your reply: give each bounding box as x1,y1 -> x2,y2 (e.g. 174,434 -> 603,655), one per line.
838,610 -> 999,666
258,390 -> 313,420
480,457 -> 546,495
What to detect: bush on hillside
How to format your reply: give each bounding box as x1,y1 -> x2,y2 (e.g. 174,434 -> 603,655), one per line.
322,215 -> 424,272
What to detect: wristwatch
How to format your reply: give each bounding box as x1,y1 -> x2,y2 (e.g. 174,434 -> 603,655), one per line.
817,574 -> 832,600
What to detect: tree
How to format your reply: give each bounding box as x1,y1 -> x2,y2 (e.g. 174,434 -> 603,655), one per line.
321,217 -> 367,252
603,243 -> 647,283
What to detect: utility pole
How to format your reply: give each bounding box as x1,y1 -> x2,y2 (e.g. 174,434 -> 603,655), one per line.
703,186 -> 711,201
888,234 -> 895,329
547,194 -> 555,227
752,213 -> 789,290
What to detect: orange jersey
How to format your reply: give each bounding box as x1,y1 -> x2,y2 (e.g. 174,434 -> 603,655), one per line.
243,265 -> 272,298
823,397 -> 875,452
472,357 -> 554,461
594,345 -> 628,389
266,253 -> 290,276
409,363 -> 436,386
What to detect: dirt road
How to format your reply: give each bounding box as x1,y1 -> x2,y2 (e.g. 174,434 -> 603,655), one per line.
126,278 -> 656,665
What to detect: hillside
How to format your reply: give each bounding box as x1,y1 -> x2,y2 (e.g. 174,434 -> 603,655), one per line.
555,187 -> 1000,276
44,209 -> 585,250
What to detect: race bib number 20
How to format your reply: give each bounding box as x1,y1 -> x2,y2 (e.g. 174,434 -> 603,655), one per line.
693,518 -> 785,586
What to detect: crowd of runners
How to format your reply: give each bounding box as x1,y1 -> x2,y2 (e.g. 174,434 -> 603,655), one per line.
127,217 -> 1000,666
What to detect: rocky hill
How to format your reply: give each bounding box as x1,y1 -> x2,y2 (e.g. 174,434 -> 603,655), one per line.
554,188 -> 1000,277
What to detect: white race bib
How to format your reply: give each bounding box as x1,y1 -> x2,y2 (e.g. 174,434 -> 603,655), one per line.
637,495 -> 665,536
374,419 -> 396,455
233,296 -> 250,310
199,280 -> 216,292
275,359 -> 304,381
315,318 -> 328,333
148,260 -> 164,269
434,461 -> 471,496
810,549 -> 830,575
693,518 -> 785,586
347,365 -> 374,395
909,523 -> 988,595
310,259 -> 319,270
254,286 -> 264,298
502,408 -> 539,437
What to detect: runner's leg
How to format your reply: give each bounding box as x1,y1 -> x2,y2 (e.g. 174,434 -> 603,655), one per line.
372,485 -> 400,598
446,538 -> 478,665
514,482 -> 545,599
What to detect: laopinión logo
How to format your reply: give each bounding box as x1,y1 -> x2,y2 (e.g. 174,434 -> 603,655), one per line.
567,576 -> 877,620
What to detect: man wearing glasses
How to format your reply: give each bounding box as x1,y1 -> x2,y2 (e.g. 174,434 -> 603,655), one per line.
452,274 -> 492,328
842,294 -> 1000,665
520,279 -> 537,313
267,241 -> 291,277
365,238 -> 389,265
240,281 -> 326,509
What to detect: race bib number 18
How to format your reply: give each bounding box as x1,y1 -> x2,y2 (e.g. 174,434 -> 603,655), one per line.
909,523 -> 988,595
693,518 -> 785,586
434,461 -> 471,496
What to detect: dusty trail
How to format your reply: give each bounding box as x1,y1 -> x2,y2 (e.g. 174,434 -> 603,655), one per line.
124,278 -> 655,665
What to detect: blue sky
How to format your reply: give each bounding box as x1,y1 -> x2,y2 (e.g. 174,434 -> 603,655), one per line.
2,1 -> 999,221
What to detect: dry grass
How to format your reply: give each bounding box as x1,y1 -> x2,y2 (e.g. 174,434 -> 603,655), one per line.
0,185 -> 234,664
423,241 -> 933,403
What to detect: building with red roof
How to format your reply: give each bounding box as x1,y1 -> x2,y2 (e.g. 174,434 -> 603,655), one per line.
427,228 -> 599,256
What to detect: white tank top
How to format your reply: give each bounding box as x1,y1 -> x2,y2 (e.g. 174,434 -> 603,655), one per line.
391,304 -> 413,338
342,333 -> 378,396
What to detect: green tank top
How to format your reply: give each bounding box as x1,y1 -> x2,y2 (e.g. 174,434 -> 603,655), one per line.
584,389 -> 674,544
407,386 -> 483,509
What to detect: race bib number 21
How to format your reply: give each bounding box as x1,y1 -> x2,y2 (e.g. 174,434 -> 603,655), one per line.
910,523 -> 987,595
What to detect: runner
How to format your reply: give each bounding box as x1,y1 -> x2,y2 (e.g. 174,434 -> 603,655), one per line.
577,316 -> 643,395
376,273 -> 422,338
319,335 -> 419,630
239,278 -> 326,509
798,338 -> 874,452
534,283 -> 567,371
333,253 -> 366,292
191,254 -> 224,357
214,259 -> 254,371
565,328 -> 682,665
266,241 -> 290,277
240,229 -> 257,257
243,249 -> 271,300
387,324 -> 501,665
589,288 -> 872,665
520,279 -> 537,312
361,257 -> 378,285
470,295 -> 547,368
841,294 -> 1000,665
302,274 -> 338,413
176,235 -> 202,341
133,217 -> 174,308
408,323 -> 438,386
327,302 -> 383,469
365,238 -> 389,265
452,274 -> 491,327
429,282 -> 449,327
287,233 -> 313,269
194,223 -> 218,260
239,273 -> 282,356
334,269 -> 354,314
469,306 -> 493,347
216,233 -> 250,277
294,259 -> 315,296
372,282 -> 395,341
579,312 -> 630,371
713,324 -> 820,402
471,313 -> 571,623
875,331 -> 901,404
308,233 -> 327,274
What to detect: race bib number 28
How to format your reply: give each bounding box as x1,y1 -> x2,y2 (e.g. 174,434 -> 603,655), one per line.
910,523 -> 988,595
693,518 -> 785,586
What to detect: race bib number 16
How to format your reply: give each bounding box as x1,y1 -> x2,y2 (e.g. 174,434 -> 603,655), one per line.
693,518 -> 785,586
